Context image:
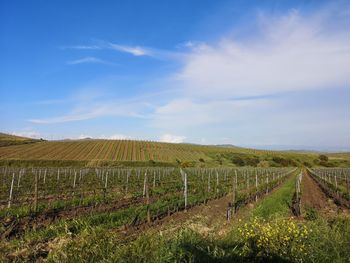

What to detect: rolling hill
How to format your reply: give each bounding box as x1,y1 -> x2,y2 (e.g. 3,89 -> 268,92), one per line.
0,132 -> 43,147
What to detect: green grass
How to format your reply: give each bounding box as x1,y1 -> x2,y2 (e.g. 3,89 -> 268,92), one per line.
252,172 -> 297,219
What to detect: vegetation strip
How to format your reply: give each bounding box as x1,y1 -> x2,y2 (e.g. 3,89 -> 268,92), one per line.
252,171 -> 298,218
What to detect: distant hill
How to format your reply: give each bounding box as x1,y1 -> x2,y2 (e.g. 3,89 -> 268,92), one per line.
0,132 -> 43,147
1,133 -> 349,167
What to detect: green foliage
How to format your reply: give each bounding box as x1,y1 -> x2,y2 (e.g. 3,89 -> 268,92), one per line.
319,155 -> 329,162
272,157 -> 298,167
304,207 -> 319,221
253,173 -> 297,219
42,215 -> 350,263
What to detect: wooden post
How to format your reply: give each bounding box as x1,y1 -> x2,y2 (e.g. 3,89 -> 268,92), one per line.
73,171 -> 77,188
181,169 -> 188,212
143,172 -> 147,197
34,172 -> 38,213
145,172 -> 151,224
184,171 -> 187,211
227,202 -> 232,222
235,170 -> 238,190
255,171 -> 258,202
153,171 -> 156,189
335,174 -> 338,195
216,171 -> 219,195
232,174 -> 235,215
208,172 -> 211,192
266,173 -> 269,194
125,171 -> 129,195
17,170 -> 22,189
247,172 -> 250,189
43,169 -> 47,184
105,172 -> 109,189
8,173 -> 15,208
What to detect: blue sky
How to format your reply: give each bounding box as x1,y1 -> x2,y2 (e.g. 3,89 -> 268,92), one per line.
1,0 -> 350,150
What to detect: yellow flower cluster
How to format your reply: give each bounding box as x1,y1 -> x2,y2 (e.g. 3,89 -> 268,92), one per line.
237,217 -> 310,260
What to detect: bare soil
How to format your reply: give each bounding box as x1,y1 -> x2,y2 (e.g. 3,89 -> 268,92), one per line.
301,172 -> 349,216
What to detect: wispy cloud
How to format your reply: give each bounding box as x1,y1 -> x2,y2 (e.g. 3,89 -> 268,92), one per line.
61,45 -> 101,50
29,93 -> 151,124
159,134 -> 186,143
29,105 -> 145,124
67,56 -> 113,65
64,41 -> 184,60
108,43 -> 150,56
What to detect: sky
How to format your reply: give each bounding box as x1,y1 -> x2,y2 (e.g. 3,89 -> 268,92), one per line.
1,0 -> 350,151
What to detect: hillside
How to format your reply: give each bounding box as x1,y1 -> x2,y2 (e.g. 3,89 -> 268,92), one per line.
0,132 -> 42,147
0,137 -> 321,167
1,133 -> 348,167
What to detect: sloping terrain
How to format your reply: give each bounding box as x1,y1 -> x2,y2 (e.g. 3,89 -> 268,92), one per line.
0,133 -> 319,166
0,133 -> 42,147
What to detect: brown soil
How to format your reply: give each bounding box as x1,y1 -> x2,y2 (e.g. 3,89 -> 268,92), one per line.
301,172 -> 348,216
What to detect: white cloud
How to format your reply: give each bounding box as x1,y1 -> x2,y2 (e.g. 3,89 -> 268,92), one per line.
159,134 -> 186,143
176,9 -> 350,99
77,134 -> 132,140
67,56 -> 111,65
11,130 -> 41,139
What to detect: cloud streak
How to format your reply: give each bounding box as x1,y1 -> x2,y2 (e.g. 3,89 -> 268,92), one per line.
67,56 -> 113,65
64,41 -> 184,60
108,43 -> 150,56
29,101 -> 147,124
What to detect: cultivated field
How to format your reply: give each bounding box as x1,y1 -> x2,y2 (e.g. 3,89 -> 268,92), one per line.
2,135 -> 349,168
0,134 -> 350,262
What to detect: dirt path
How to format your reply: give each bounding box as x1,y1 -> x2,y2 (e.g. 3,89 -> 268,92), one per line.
301,172 -> 348,216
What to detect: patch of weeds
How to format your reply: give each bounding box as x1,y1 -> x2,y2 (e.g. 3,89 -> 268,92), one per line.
304,207 -> 319,221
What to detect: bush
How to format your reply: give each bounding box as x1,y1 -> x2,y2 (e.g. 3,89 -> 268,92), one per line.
318,155 -> 328,162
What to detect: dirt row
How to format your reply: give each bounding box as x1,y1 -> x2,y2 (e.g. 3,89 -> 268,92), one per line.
301,171 -> 349,216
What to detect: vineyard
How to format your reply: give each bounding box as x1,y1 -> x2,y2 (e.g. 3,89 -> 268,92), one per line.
0,135 -> 350,262
308,168 -> 350,207
0,136 -> 337,168
1,165 -> 350,262
1,167 -> 294,219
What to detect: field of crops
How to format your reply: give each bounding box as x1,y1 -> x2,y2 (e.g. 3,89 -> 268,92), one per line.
308,168 -> 350,204
0,137 -> 325,169
0,137 -> 349,262
0,138 -> 288,162
1,166 -> 294,218
2,164 -> 350,262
